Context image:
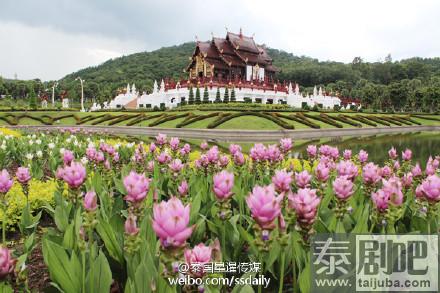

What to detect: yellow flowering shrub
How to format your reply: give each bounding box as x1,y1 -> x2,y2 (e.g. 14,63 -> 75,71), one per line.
0,127 -> 21,137
0,179 -> 57,230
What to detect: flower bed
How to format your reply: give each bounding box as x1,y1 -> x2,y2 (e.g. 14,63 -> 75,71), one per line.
0,129 -> 438,292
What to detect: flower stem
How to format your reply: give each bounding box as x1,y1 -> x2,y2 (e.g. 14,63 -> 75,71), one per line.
222,223 -> 226,260
82,251 -> 86,293
278,251 -> 286,293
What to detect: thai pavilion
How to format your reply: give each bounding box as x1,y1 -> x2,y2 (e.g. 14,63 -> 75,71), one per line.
105,30 -> 359,111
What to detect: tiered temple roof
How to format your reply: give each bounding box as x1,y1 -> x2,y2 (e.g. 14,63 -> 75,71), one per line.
186,30 -> 278,73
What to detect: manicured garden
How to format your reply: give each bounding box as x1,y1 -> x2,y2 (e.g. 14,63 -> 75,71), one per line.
0,110 -> 439,130
0,128 -> 439,292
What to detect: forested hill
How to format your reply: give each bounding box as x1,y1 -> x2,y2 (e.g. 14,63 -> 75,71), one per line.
1,42 -> 440,112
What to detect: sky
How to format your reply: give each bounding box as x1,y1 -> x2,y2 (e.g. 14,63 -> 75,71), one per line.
1,0 -> 440,81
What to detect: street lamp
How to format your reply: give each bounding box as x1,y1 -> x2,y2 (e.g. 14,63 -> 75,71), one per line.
75,77 -> 85,112
51,81 -> 58,107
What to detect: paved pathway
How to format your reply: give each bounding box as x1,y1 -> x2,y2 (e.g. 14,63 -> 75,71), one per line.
9,125 -> 440,142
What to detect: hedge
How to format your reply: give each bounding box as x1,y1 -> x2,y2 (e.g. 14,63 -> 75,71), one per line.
207,112 -> 294,129
275,113 -> 320,129
376,116 -> 402,126
348,115 -> 377,127
90,114 -> 124,125
126,114 -> 164,126
176,112 -> 219,128
321,113 -> 361,128
411,115 -> 440,122
77,114 -> 107,125
107,115 -> 140,126
148,113 -> 190,127
390,116 -> 413,126
302,113 -> 343,128
362,115 -> 391,126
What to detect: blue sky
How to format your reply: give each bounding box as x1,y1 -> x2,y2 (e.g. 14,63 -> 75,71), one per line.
1,0 -> 439,80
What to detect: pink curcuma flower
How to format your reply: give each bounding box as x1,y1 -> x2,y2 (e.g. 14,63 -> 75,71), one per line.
272,170 -> 293,193
233,152 -> 245,166
219,155 -> 230,167
149,143 -> 157,153
213,170 -> 234,200
393,160 -> 400,171
315,163 -> 330,182
402,148 -> 412,161
336,160 -> 358,181
184,243 -> 212,276
381,165 -> 392,178
124,214 -> 139,235
0,170 -> 13,194
250,143 -> 267,162
229,144 -> 242,156
362,163 -> 381,185
156,152 -> 171,164
86,147 -> 97,160
279,138 -> 293,153
0,247 -> 15,279
123,171 -> 150,203
371,189 -> 389,211
246,184 -> 283,229
200,141 -> 209,150
329,147 -> 340,160
358,150 -> 368,164
169,137 -> 180,151
295,170 -> 312,188
343,149 -> 352,160
288,188 -> 320,225
402,172 -> 413,188
206,146 -> 219,163
426,163 -> 436,176
319,145 -> 332,157
411,163 -> 422,177
266,145 -> 283,162
388,147 -> 398,160
381,176 -> 404,206
185,242 -> 212,265
332,176 -> 354,200
155,133 -> 167,146
307,145 -> 317,158
63,150 -> 74,165
62,162 -> 86,189
180,144 -> 191,156
16,167 -> 31,184
152,197 -> 194,247
83,190 -> 98,212
419,175 -> 440,202
169,159 -> 184,173
178,180 -> 189,197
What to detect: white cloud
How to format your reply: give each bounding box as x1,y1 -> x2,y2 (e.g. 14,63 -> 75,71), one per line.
0,21 -> 144,80
1,0 -> 440,81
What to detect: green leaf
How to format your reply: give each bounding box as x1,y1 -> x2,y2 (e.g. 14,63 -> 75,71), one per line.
96,216 -> 124,264
42,237 -> 81,293
86,251 -> 113,293
0,282 -> 13,293
299,261 -> 311,293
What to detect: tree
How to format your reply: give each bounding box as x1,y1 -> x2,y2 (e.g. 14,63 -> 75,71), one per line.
29,91 -> 38,109
214,88 -> 221,103
195,87 -> 201,104
230,87 -> 236,102
223,87 -> 229,103
188,87 -> 194,104
203,86 -> 209,103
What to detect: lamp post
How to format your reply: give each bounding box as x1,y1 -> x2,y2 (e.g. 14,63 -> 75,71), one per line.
75,77 -> 85,112
51,82 -> 58,107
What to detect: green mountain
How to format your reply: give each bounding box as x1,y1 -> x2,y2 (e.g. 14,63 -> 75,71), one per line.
2,42 -> 440,112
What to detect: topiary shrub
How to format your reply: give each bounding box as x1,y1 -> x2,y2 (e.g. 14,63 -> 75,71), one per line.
214,88 -> 221,103
223,87 -> 229,103
203,86 -> 209,104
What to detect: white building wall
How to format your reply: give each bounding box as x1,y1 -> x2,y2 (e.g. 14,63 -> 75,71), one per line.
110,83 -> 347,110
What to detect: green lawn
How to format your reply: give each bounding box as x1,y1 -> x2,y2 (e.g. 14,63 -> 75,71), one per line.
0,110 -> 439,130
